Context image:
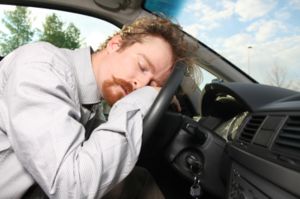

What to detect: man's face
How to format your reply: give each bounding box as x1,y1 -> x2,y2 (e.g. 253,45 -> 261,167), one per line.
96,35 -> 174,106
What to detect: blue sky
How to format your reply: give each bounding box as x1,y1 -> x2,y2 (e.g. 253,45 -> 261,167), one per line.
173,0 -> 300,88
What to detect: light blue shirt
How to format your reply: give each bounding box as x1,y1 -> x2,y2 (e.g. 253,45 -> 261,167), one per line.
0,42 -> 158,198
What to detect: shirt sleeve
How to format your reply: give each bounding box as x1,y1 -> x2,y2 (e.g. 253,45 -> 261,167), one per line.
5,62 -> 158,198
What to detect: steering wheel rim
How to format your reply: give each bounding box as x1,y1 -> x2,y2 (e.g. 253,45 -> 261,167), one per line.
142,61 -> 186,152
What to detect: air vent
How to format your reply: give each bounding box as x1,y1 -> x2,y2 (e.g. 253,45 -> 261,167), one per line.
238,115 -> 266,144
273,116 -> 300,159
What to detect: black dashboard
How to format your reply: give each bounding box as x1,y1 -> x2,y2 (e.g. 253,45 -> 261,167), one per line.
142,82 -> 300,199
200,82 -> 300,198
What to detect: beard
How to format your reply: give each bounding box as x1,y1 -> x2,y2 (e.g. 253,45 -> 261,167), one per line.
102,76 -> 133,106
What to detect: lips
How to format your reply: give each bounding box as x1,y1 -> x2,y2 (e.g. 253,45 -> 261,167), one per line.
121,85 -> 128,95
117,84 -> 127,96
122,84 -> 132,95
102,76 -> 134,106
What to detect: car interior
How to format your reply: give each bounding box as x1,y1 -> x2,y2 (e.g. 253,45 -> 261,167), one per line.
0,0 -> 299,199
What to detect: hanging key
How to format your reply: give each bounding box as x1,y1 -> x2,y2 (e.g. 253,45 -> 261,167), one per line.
185,154 -> 203,198
190,175 -> 202,198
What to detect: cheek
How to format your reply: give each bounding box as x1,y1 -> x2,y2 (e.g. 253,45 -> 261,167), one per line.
157,71 -> 172,86
108,52 -> 127,75
114,61 -> 137,79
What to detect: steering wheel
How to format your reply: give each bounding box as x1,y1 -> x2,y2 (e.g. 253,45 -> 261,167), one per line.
141,61 -> 186,154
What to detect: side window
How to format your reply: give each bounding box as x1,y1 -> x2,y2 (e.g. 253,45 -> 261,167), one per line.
198,67 -> 219,90
180,66 -> 218,117
0,5 -> 119,56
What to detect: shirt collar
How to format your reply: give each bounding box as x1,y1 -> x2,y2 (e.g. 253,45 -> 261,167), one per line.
69,47 -> 101,104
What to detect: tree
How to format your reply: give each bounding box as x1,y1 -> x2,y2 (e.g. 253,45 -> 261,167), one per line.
63,23 -> 81,49
0,6 -> 35,55
267,63 -> 292,89
39,14 -> 81,49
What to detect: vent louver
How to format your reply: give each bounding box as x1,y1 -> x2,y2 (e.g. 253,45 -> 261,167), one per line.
273,116 -> 300,158
239,115 -> 266,144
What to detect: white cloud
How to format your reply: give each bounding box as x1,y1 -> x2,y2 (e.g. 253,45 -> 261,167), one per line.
235,0 -> 277,21
184,23 -> 217,38
269,36 -> 300,69
247,19 -> 287,42
185,0 -> 234,35
218,33 -> 254,73
219,34 -> 300,83
182,0 -> 298,88
223,33 -> 253,49
254,36 -> 300,83
187,0 -> 235,21
290,0 -> 300,10
274,8 -> 291,20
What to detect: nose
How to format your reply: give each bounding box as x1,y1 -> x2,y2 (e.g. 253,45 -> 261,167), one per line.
132,76 -> 152,90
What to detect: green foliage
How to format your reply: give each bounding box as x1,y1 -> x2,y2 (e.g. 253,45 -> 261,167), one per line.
39,14 -> 81,49
0,6 -> 35,55
0,7 -> 83,56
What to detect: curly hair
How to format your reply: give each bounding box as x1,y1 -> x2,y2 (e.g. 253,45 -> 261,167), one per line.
98,15 -> 200,82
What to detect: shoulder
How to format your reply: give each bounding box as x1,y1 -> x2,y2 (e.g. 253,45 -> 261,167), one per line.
15,42 -> 67,63
14,42 -> 75,75
16,41 -> 60,55
9,42 -> 78,87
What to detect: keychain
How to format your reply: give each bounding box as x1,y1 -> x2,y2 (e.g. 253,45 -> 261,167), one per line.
190,174 -> 202,198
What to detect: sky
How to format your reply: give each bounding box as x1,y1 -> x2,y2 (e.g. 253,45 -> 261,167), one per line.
174,0 -> 300,88
0,1 -> 299,90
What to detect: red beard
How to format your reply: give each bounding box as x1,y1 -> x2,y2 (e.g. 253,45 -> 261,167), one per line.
102,76 -> 133,106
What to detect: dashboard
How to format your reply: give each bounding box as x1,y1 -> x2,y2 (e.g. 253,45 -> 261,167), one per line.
200,82 -> 300,198
142,82 -> 300,199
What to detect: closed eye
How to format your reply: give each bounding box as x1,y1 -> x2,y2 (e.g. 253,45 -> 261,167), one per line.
139,64 -> 148,73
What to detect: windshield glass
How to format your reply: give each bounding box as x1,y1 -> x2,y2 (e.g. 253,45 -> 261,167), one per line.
145,0 -> 300,92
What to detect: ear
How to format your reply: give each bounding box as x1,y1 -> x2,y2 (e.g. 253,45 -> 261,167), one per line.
106,35 -> 122,53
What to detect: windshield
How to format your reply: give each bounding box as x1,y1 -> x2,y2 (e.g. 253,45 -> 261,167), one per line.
144,0 -> 300,92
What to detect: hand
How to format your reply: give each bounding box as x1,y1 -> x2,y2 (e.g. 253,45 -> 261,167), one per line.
152,87 -> 181,112
171,95 -> 181,112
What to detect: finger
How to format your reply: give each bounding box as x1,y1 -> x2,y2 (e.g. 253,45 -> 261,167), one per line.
172,96 -> 182,112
